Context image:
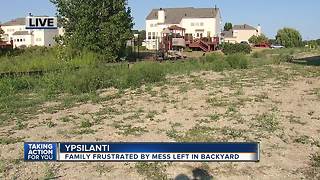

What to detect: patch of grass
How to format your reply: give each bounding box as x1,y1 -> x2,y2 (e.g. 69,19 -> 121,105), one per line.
71,128 -> 96,135
177,125 -> 218,142
14,119 -> 28,130
294,135 -> 312,145
0,137 -> 24,145
80,119 -> 93,128
208,113 -> 220,121
145,110 -> 158,120
46,120 -> 57,128
94,164 -> 113,175
221,127 -> 245,139
60,116 -> 72,123
135,162 -> 169,180
43,163 -> 57,180
116,125 -> 148,136
252,113 -> 279,132
206,97 -> 229,107
304,152 -> 320,179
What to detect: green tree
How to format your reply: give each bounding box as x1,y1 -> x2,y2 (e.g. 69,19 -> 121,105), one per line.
276,28 -> 303,48
249,34 -> 268,45
224,22 -> 233,31
248,35 -> 258,44
50,0 -> 134,61
316,39 -> 320,46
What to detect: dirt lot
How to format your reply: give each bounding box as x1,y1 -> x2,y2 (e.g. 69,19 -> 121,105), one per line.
1,58 -> 320,179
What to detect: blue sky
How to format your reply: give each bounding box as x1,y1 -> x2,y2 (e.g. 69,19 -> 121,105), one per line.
1,0 -> 319,40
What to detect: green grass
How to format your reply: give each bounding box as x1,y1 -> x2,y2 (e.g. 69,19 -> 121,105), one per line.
0,47 -> 319,128
251,113 -> 279,133
135,162 -> 169,180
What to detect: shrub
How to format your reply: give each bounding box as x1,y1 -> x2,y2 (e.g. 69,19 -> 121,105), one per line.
208,59 -> 231,71
222,43 -> 252,55
225,54 -> 249,69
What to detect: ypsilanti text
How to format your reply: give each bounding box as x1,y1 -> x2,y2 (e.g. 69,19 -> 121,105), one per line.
64,144 -> 110,152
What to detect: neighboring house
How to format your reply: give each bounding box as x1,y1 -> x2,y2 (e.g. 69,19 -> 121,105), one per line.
145,7 -> 221,50
1,17 -> 63,48
222,24 -> 261,44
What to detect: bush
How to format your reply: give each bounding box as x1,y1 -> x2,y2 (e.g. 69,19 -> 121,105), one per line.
225,54 -> 249,69
222,43 -> 252,55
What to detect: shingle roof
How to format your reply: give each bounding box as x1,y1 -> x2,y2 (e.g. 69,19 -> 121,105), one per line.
233,24 -> 257,30
222,30 -> 234,38
146,7 -> 219,24
12,31 -> 30,36
1,18 -> 25,26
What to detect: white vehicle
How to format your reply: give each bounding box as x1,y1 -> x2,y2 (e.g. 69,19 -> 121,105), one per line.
271,44 -> 285,49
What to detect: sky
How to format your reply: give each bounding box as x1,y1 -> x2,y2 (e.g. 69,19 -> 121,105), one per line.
0,0 -> 319,40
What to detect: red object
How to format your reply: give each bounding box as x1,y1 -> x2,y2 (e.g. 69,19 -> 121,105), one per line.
254,42 -> 270,48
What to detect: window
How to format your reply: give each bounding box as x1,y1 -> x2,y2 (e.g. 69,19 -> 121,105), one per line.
148,32 -> 151,40
196,33 -> 200,37
152,32 -> 156,39
195,22 -> 199,26
17,39 -> 19,42
200,22 -> 204,26
36,38 -> 42,42
150,24 -> 154,27
191,23 -> 195,26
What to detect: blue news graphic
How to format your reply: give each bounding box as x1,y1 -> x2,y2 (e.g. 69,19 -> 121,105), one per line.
24,142 -> 57,161
59,142 -> 259,153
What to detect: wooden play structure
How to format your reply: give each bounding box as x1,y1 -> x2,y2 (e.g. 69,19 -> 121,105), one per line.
160,25 -> 219,53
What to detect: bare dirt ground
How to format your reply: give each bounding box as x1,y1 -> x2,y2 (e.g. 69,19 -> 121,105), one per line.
1,61 -> 320,179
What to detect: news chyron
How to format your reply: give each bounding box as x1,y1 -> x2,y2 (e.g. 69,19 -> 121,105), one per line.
25,16 -> 58,30
24,142 -> 260,162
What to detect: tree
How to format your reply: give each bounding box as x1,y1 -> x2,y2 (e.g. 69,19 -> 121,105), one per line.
316,39 -> 320,46
50,0 -> 134,61
249,34 -> 268,45
248,35 -> 258,44
276,28 -> 303,48
224,22 -> 233,31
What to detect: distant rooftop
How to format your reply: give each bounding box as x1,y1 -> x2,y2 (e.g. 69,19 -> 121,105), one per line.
1,18 -> 25,26
12,31 -> 30,36
233,24 -> 257,30
146,7 -> 220,24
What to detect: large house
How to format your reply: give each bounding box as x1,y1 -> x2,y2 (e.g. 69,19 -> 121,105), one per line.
1,17 -> 63,48
222,24 -> 262,44
145,7 -> 221,50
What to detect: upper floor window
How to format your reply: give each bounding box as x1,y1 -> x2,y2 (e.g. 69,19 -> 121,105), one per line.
200,22 -> 204,26
191,23 -> 195,26
148,32 -> 151,40
152,32 -> 156,39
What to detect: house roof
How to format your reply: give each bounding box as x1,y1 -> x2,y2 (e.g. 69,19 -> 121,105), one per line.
233,24 -> 257,30
146,7 -> 219,24
1,18 -> 25,26
222,30 -> 234,38
12,31 -> 30,36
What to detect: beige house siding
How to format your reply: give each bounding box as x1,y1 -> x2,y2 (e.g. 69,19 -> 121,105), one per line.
223,24 -> 261,44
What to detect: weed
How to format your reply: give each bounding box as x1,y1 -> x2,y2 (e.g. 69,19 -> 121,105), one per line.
80,119 -> 93,128
94,164 -> 113,175
0,137 -> 24,145
208,113 -> 220,121
46,120 -> 57,128
135,162 -> 169,180
252,113 -> 279,132
116,125 -> 148,136
43,163 -> 57,180
146,110 -> 158,120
